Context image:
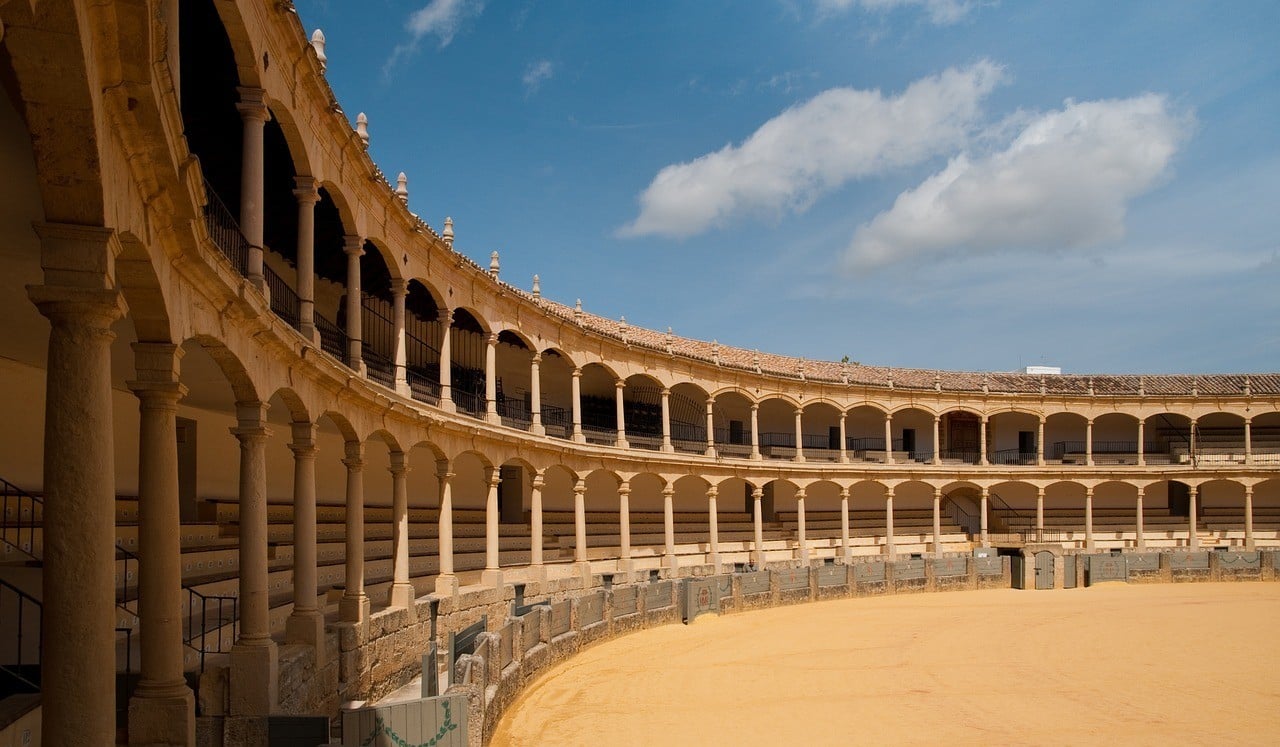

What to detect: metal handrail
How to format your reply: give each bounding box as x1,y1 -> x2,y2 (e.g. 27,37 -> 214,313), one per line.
315,312 -> 349,363
407,368 -> 441,404
263,264 -> 300,329
0,578 -> 41,692
186,586 -> 238,673
201,179 -> 250,276
1,477 -> 40,561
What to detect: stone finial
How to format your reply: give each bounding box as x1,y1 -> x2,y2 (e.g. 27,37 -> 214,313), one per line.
712,340 -> 720,366
887,376 -> 894,390
574,298 -> 583,323
532,274 -> 541,299
395,172 -> 408,202
934,372 -> 941,392
753,350 -> 761,374
982,375 -> 989,395
664,327 -> 673,354
489,251 -> 500,279
841,363 -> 850,385
310,29 -> 327,71
1138,376 -> 1145,396
1040,376 -> 1047,395
355,112 -> 369,147
1244,376 -> 1252,397
442,216 -> 454,247
1191,377 -> 1198,398
1087,377 -> 1095,396
798,361 -> 805,381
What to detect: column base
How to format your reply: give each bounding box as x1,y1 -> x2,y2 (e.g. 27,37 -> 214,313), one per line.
664,553 -> 678,571
229,641 -> 278,716
481,569 -> 505,588
434,573 -> 459,596
661,443 -> 674,453
388,583 -> 417,616
574,562 -> 592,586
285,609 -> 327,668
128,684 -> 195,747
486,411 -> 501,425
300,321 -> 320,346
750,452 -> 762,461
395,380 -> 411,398
440,398 -> 457,413
705,448 -> 717,458
616,438 -> 630,449
530,424 -> 546,436
572,431 -> 585,443
338,592 -> 370,623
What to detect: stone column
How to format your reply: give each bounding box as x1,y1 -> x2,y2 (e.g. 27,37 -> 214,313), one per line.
839,487 -> 851,561
1244,484 -> 1254,549
128,344 -> 194,746
571,368 -> 584,442
573,479 -> 589,569
705,399 -> 717,457
618,481 -> 633,574
29,226 -> 126,745
236,86 -> 268,289
529,353 -> 544,435
530,472 -> 545,570
438,307 -> 455,411
483,467 -> 503,587
1135,485 -> 1146,550
436,464 -> 458,595
1037,417 -> 1046,466
663,485 -> 677,570
339,441 -> 369,622
343,235 -> 364,372
979,416 -> 989,465
294,177 -> 320,342
796,488 -> 809,563
1189,418 -> 1198,464
932,416 -> 942,466
660,388 -> 673,452
794,409 -> 806,462
750,404 -> 761,460
883,414 -> 894,465
752,487 -> 765,568
884,487 -> 895,558
839,413 -> 849,463
485,333 -> 499,423
391,279 -> 409,396
1136,419 -> 1145,466
285,422 -> 324,660
615,380 -> 629,447
932,487 -> 943,556
1085,419 -> 1094,466
230,402 -> 277,716
1188,484 -> 1199,549
707,486 -> 720,571
1244,418 -> 1252,464
979,486 -> 989,548
389,451 -> 415,613
1084,486 -> 1095,550
1036,487 -> 1046,543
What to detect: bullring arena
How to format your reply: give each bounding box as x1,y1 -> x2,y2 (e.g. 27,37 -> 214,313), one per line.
0,2 -> 1277,746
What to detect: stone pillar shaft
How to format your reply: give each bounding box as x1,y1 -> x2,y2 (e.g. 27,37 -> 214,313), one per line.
707,487 -> 720,569
750,404 -> 761,460
230,403 -> 277,716
485,470 -> 501,572
571,368 -> 584,441
1085,487 -> 1095,550
796,490 -> 809,563
884,415 -> 894,465
438,309 -> 454,409
752,488 -> 765,568
1188,485 -> 1199,549
389,453 -> 414,611
979,488 -> 989,548
530,354 -> 543,434
932,489 -> 943,556
932,417 -> 942,466
294,178 -> 320,340
530,474 -> 544,567
884,489 -> 895,558
705,399 -> 716,456
1244,485 -> 1254,549
340,442 -> 368,621
343,236 -> 363,370
392,280 -> 408,394
1085,419 -> 1094,466
1037,418 -> 1046,466
619,483 -> 632,573
660,389 -> 672,451
1135,486 -> 1146,550
1036,488 -> 1046,543
1136,420 -> 1145,466
614,381 -> 628,447
237,87 -> 268,285
574,481 -> 588,564
286,422 -> 324,658
979,417 -> 988,466
436,469 -> 457,593
839,414 -> 848,463
663,487 -> 677,569
840,489 -> 851,560
485,334 -> 498,421
794,409 -> 805,462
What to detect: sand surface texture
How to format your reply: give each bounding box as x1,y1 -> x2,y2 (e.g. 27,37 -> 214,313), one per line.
490,584 -> 1280,746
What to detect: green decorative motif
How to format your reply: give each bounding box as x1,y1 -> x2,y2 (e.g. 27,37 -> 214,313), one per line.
360,700 -> 459,747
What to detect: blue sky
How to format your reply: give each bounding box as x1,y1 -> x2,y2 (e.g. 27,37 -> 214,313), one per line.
295,0 -> 1279,374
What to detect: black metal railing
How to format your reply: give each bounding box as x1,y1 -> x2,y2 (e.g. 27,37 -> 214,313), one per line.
263,265 -> 300,329
939,448 -> 980,463
362,349 -> 396,388
315,313 -> 348,363
201,179 -> 250,276
452,388 -> 486,418
497,398 -> 532,429
991,449 -> 1037,465
541,405 -> 571,437
185,587 -> 237,673
116,544 -> 140,605
0,579 -> 41,693
1,477 -> 40,561
946,500 -> 981,537
407,369 -> 441,404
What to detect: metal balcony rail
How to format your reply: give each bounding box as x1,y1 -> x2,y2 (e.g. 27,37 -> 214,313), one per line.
263,265 -> 301,330
939,448 -> 980,463
991,449 -> 1038,466
315,313 -> 348,364
451,388 -> 486,419
201,179 -> 250,276
186,587 -> 237,673
362,349 -> 395,388
406,369 -> 441,405
581,423 -> 617,445
1051,441 -> 1163,458
0,579 -> 41,692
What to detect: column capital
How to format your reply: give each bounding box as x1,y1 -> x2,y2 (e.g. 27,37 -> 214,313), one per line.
618,481 -> 631,496
571,367 -> 582,378
750,403 -> 759,412
389,451 -> 409,475
531,351 -> 542,364
883,487 -> 894,499
662,485 -> 675,497
234,401 -> 269,428
130,342 -> 185,383
439,470 -> 456,482
933,415 -> 941,424
661,387 -> 670,396
342,235 -> 364,255
290,421 -> 318,450
933,486 -> 943,497
235,86 -> 270,121
839,486 -> 850,498
487,332 -> 498,346
795,488 -> 807,499
389,278 -> 408,297
531,471 -> 545,489
127,379 -> 187,407
1135,484 -> 1145,496
293,176 -> 321,202
1085,486 -> 1094,497
1243,484 -> 1253,495
978,485 -> 988,497
751,487 -> 764,499
706,486 -> 718,498
795,408 -> 804,417
343,440 -> 365,466
487,471 -> 502,488
573,479 -> 587,494
438,306 -> 454,324
615,379 -> 626,390
28,285 -> 126,333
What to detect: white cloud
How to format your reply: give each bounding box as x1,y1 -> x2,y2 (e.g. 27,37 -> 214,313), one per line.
844,95 -> 1193,269
522,60 -> 555,95
384,0 -> 484,74
818,0 -> 978,25
619,61 -> 1005,238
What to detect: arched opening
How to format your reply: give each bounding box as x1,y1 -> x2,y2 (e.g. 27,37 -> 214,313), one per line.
939,409 -> 981,464
988,411 -> 1040,465
352,241 -> 397,385
711,390 -> 754,457
800,402 -> 841,462
179,0 -> 243,209
536,349 -> 575,439
494,331 -> 535,429
1195,412 -> 1248,464
1251,412 -> 1280,464
1142,412 -> 1192,465
578,363 -> 619,445
845,405 -> 888,462
404,280 -> 443,403
311,186 -> 355,361
1044,412 -> 1089,464
1092,412 -> 1141,464
756,398 -> 797,460
622,374 -> 665,450
669,382 -> 710,454
447,309 -> 489,417
890,407 -> 935,463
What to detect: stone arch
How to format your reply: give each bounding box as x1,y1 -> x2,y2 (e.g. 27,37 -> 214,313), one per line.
115,232 -> 175,344
182,333 -> 260,404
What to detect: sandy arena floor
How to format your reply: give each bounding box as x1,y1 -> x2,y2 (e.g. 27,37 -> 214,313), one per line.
489,584 -> 1280,746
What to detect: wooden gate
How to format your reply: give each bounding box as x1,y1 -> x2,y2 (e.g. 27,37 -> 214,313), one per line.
1062,554 -> 1076,588
1035,551 -> 1055,590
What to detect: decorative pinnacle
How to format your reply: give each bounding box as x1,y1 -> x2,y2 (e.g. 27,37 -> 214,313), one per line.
934,372 -> 941,392
665,327 -> 673,354
982,375 -> 989,395
712,340 -> 720,365
532,274 -> 541,299
841,363 -> 850,385
753,350 -> 761,374
1138,375 -> 1145,396
355,112 -> 369,147
1087,377 -> 1095,396
1040,376 -> 1047,395
574,299 -> 583,323
395,172 -> 408,202
442,217 -> 454,247
798,361 -> 806,381
489,251 -> 500,279
1244,376 -> 1251,396
887,376 -> 894,390
310,29 -> 327,71
1191,377 -> 1198,397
